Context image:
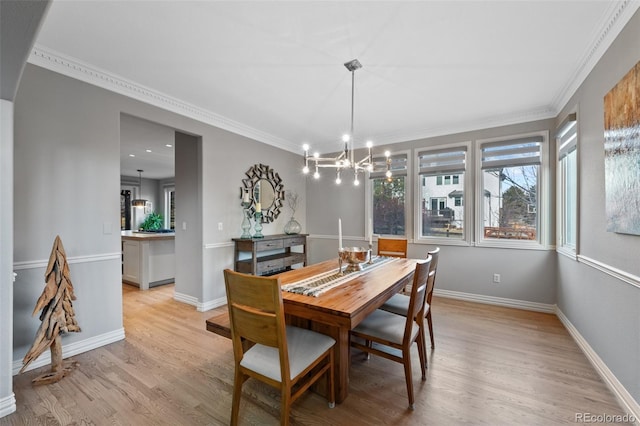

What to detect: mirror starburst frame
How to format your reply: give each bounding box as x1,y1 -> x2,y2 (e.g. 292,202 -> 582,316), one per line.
240,163 -> 284,223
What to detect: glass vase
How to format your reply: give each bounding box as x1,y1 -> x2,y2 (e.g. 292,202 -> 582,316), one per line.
240,209 -> 252,239
253,212 -> 264,238
284,217 -> 301,235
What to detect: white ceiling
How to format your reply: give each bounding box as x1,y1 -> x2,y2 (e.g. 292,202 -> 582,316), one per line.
31,1 -> 639,178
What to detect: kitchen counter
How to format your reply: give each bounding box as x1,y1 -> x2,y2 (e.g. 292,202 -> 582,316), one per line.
121,230 -> 175,241
121,231 -> 175,289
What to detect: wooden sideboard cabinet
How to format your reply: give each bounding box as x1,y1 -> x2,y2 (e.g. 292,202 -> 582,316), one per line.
232,234 -> 308,276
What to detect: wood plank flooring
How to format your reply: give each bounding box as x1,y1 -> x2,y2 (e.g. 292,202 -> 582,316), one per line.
2,283 -> 631,425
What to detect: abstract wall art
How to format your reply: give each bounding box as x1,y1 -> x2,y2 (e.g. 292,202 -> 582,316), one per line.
604,60 -> 640,235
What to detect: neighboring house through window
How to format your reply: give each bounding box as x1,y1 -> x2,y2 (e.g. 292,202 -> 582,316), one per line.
477,132 -> 548,246
416,144 -> 469,242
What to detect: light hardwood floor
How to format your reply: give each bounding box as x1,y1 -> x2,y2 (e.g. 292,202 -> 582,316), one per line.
2,283 -> 630,425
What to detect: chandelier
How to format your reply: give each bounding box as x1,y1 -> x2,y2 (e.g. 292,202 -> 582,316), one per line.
131,169 -> 147,207
302,59 -> 391,186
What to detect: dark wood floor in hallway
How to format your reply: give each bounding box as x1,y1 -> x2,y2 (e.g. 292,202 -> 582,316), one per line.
2,283 -> 630,425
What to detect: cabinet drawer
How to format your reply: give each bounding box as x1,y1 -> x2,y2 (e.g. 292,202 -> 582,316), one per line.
284,236 -> 306,247
284,253 -> 306,267
257,258 -> 285,275
256,239 -> 284,251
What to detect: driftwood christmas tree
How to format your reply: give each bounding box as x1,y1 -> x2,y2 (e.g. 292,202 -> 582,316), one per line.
20,235 -> 81,384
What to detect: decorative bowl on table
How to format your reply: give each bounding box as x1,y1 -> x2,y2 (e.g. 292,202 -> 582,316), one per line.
339,247 -> 371,273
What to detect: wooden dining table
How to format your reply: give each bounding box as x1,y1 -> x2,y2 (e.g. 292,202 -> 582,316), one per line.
277,257 -> 418,404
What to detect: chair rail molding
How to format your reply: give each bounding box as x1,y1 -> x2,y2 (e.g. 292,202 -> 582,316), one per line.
13,252 -> 121,270
577,255 -> 640,290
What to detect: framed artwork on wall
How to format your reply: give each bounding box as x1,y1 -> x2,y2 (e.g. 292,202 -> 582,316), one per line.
604,60 -> 640,235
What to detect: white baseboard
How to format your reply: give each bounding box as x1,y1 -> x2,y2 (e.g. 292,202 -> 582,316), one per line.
434,288 -> 556,313
555,308 -> 640,424
0,394 -> 16,418
198,297 -> 226,312
12,328 -> 125,375
174,291 -> 226,312
173,291 -> 198,307
435,288 -> 639,422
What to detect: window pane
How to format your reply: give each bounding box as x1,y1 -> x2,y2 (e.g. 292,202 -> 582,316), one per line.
563,150 -> 577,247
169,190 -> 175,230
164,187 -> 175,230
373,177 -> 405,236
420,173 -> 464,239
482,165 -> 538,240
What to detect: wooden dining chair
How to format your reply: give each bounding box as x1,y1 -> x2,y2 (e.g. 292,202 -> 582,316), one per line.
223,269 -> 335,426
350,256 -> 432,410
377,238 -> 408,258
380,247 -> 440,352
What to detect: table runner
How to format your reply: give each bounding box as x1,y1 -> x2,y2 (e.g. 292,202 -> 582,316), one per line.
281,256 -> 398,297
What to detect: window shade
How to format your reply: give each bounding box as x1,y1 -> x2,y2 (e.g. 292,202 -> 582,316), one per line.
417,147 -> 467,176
481,136 -> 542,170
556,113 -> 577,160
369,153 -> 407,179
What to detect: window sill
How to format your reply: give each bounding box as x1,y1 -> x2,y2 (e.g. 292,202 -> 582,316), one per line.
475,239 -> 551,251
557,246 -> 577,260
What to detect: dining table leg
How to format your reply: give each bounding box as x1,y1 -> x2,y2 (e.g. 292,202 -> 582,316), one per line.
310,322 -> 351,404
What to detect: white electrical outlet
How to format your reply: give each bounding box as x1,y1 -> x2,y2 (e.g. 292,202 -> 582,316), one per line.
218,222 -> 223,231
493,273 -> 501,283
182,222 -> 187,230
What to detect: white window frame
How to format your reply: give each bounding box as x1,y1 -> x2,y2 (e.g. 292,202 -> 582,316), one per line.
366,149 -> 411,241
556,113 -> 578,259
414,141 -> 472,246
475,131 -> 550,249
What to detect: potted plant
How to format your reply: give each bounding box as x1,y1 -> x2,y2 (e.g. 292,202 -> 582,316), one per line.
140,212 -> 164,231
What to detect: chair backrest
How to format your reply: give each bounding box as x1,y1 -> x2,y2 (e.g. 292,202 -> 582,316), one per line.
404,255 -> 432,336
377,238 -> 408,258
425,247 -> 440,305
223,269 -> 290,382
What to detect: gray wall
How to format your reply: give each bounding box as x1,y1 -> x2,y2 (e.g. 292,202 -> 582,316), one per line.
1,1 -> 51,416
306,118 -> 558,305
174,132 -> 202,301
11,63 -> 306,373
555,8 -> 640,403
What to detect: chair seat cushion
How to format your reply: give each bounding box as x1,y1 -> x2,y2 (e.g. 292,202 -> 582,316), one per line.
241,325 -> 335,382
380,293 -> 430,317
353,309 -> 419,345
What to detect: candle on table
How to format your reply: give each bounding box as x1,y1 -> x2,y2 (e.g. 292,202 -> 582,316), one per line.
338,218 -> 343,250
369,218 -> 373,245
255,202 -> 261,212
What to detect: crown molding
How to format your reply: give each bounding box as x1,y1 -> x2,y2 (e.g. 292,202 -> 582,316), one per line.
27,45 -> 301,154
372,106 -> 557,147
551,0 -> 640,114
27,0 -> 639,153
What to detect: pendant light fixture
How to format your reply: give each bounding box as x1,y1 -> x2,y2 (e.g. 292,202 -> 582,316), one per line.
302,59 -> 391,185
131,169 -> 147,208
